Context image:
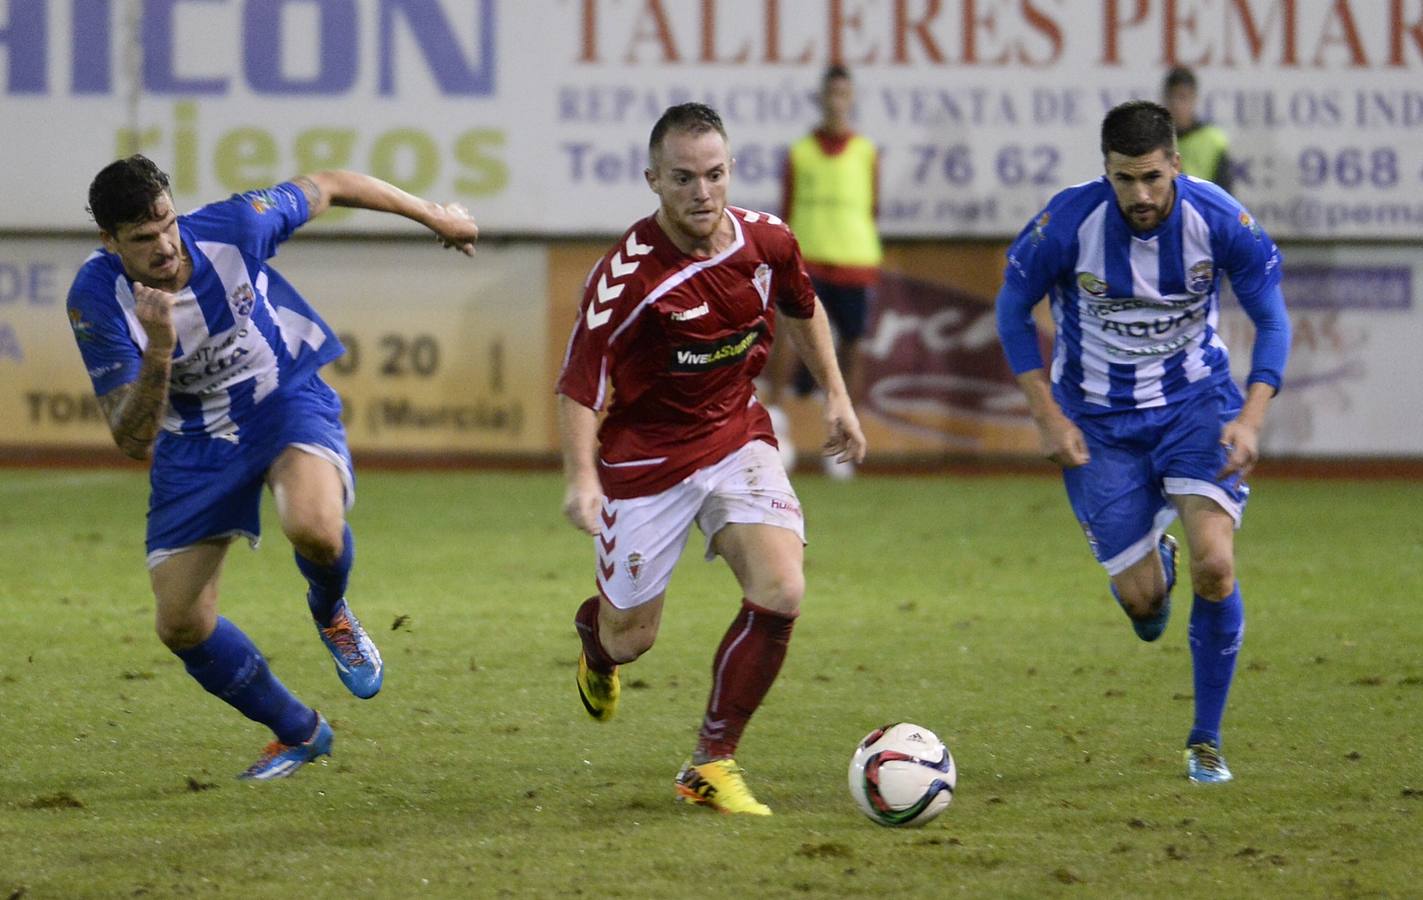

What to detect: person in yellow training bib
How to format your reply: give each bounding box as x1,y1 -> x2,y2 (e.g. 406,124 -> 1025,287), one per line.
766,64 -> 881,479
1164,66 -> 1234,193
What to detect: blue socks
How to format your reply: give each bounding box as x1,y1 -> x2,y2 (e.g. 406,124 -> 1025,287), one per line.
296,524 -> 353,626
174,617 -> 317,746
1187,584 -> 1245,747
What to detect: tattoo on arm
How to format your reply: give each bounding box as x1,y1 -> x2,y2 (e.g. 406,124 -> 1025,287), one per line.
98,350 -> 172,460
293,175 -> 324,211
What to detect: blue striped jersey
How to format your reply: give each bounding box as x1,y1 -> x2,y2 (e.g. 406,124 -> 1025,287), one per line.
66,183 -> 343,442
997,175 -> 1283,415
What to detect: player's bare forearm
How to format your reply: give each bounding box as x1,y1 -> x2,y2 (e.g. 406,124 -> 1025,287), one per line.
779,303 -> 867,463
1219,382 -> 1275,479
97,348 -> 172,460
1015,369 -> 1089,467
295,172 -> 478,254
557,394 -> 604,534
779,300 -> 848,400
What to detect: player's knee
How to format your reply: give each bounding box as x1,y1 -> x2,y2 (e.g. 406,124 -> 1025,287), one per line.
1190,551 -> 1235,600
602,620 -> 656,662
750,568 -> 804,617
289,518 -> 345,566
155,611 -> 213,651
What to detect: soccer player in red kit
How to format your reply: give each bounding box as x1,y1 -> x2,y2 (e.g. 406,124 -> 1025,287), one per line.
557,103 -> 867,815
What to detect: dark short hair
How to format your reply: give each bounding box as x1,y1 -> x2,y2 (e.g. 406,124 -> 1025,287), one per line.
648,103 -> 728,166
1100,100 -> 1177,159
823,64 -> 852,85
1163,65 -> 1198,93
87,155 -> 172,233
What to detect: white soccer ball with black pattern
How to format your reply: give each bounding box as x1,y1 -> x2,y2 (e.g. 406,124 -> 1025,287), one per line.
848,722 -> 956,827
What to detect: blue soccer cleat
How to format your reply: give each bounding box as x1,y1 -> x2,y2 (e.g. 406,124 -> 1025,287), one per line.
1185,740 -> 1234,784
316,599 -> 384,699
238,713 -> 333,781
1114,534 -> 1178,642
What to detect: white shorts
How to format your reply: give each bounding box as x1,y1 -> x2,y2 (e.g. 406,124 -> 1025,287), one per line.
595,439 -> 806,609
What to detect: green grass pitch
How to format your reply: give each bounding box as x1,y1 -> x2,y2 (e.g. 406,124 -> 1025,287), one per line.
2,468 -> 1420,898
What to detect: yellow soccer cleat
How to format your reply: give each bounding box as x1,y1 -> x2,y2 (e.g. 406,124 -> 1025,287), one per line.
576,652 -> 620,722
674,759 -> 772,816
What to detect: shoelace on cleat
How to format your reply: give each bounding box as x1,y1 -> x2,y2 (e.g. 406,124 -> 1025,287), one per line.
243,741 -> 291,776
321,614 -> 367,665
1189,743 -> 1225,771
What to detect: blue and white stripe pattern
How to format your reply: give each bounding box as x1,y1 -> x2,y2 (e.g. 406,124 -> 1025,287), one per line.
67,183 -> 343,442
997,175 -> 1284,415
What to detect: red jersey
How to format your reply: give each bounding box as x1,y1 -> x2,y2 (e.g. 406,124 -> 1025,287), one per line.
557,206 -> 817,499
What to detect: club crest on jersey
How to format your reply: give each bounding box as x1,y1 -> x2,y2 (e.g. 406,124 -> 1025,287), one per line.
752,263 -> 772,307
626,552 -> 644,583
1187,260 -> 1214,295
229,283 -> 255,317
1076,272 -> 1108,298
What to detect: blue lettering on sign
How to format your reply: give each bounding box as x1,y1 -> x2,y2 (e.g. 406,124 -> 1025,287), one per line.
6,0 -> 496,97
380,0 -> 496,97
0,0 -> 46,93
0,323 -> 22,362
0,262 -> 58,305
146,0 -> 229,95
245,0 -> 358,95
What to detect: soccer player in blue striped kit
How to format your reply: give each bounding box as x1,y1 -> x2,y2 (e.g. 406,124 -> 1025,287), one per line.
66,155 -> 479,779
995,102 -> 1291,783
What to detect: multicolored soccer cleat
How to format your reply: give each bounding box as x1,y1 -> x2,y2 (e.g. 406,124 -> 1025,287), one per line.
675,758 -> 772,816
238,713 -> 333,781
1185,740 -> 1234,784
576,652 -> 619,722
316,600 -> 383,699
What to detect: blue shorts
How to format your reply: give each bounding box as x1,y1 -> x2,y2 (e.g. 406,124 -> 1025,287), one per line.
145,376 -> 354,568
1062,385 -> 1248,575
809,277 -> 871,343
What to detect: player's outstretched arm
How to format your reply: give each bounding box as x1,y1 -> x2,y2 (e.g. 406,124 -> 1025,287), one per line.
1015,369 -> 1089,468
293,171 -> 479,256
96,283 -> 177,460
779,300 -> 867,464
558,394 -> 604,535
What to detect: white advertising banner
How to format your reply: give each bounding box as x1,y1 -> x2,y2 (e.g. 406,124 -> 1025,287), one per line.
3,0 -> 1422,239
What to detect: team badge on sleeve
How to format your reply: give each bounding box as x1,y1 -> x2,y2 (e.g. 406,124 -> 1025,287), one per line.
67,307 -> 94,341
1029,211 -> 1051,244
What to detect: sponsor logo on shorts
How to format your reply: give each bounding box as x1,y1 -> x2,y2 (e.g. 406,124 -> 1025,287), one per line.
1079,520 -> 1099,556
670,326 -> 763,372
770,498 -> 802,518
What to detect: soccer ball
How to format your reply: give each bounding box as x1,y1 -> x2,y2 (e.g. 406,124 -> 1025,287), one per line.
848,722 -> 956,827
